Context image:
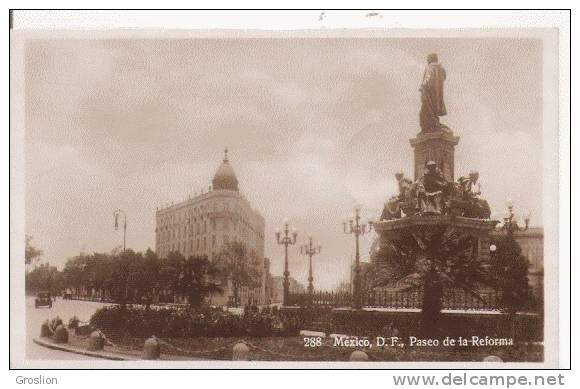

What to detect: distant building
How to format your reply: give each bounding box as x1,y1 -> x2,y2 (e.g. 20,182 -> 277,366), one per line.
334,281 -> 352,294
260,257 -> 273,305
155,150 -> 266,305
270,276 -> 305,304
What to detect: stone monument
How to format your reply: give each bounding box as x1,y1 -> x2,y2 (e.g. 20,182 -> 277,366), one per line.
413,53 -> 459,182
410,131 -> 459,182
371,53 -> 498,335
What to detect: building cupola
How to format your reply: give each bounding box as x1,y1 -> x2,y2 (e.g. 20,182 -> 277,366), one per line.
212,148 -> 239,191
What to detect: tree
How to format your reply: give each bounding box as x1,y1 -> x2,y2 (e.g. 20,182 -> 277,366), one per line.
90,253 -> 116,301
175,256 -> 222,308
25,235 -> 42,265
489,234 -> 531,312
61,250 -> 157,306
25,262 -> 62,294
53,248 -> 234,310
214,242 -> 262,307
373,226 -> 489,336
108,249 -> 154,307
157,260 -> 179,303
62,255 -> 87,296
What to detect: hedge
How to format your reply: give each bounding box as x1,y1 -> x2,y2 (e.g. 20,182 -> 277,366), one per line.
90,305 -> 302,339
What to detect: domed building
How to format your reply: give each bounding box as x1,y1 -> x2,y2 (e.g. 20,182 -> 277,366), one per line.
155,149 -> 267,306
212,153 -> 239,191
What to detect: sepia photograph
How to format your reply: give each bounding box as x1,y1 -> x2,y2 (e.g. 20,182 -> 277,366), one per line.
9,10 -> 567,370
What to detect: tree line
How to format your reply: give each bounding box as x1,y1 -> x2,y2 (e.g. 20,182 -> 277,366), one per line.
25,240 -> 261,309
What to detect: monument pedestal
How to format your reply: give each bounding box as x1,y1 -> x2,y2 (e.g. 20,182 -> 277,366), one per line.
373,215 -> 498,264
410,130 -> 460,182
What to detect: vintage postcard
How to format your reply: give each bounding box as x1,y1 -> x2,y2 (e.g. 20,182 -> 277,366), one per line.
9,10 -> 568,369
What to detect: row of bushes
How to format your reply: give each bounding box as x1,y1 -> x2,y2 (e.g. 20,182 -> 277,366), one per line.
90,305 -> 305,339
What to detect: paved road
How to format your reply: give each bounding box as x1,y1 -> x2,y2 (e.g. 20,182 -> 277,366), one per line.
26,296 -> 111,360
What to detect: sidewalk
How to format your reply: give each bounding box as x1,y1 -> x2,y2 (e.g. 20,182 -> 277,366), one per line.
33,337 -> 132,360
33,334 -> 202,361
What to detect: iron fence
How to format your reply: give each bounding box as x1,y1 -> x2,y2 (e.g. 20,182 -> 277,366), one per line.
287,288 -> 501,311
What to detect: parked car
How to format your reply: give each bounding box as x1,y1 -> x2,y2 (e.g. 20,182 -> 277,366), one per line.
35,292 -> 52,308
62,292 -> 73,300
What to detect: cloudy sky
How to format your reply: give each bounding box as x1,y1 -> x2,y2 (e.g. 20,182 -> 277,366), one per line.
25,37 -> 543,289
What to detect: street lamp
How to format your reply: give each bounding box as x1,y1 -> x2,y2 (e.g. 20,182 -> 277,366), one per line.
114,209 -> 127,252
501,199 -> 529,236
300,236 -> 321,295
343,207 -> 373,310
276,219 -> 297,306
489,244 -> 497,264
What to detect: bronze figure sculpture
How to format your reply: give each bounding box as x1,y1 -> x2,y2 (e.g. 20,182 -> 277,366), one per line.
419,53 -> 448,133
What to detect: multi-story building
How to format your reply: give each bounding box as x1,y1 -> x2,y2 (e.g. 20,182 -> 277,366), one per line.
155,150 -> 266,305
263,257 -> 273,305
270,276 -> 305,304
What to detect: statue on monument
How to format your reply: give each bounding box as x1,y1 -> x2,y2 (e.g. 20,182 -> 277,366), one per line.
380,195 -> 402,220
378,55 -> 493,220
419,53 -> 449,133
457,170 -> 481,200
395,171 -> 414,202
455,170 -> 492,219
415,161 -> 450,214
380,172 -> 415,220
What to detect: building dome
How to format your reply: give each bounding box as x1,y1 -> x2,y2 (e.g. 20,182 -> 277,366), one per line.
212,148 -> 239,191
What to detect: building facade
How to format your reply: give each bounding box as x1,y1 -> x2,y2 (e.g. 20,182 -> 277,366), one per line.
270,276 -> 305,304
155,150 -> 266,305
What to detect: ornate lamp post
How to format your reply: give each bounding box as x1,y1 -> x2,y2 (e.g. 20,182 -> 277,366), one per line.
114,209 -> 127,252
275,219 -> 297,306
300,236 -> 321,295
501,199 -> 530,237
343,207 -> 373,310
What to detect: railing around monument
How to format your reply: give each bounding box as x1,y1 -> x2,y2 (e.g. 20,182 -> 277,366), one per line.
285,291 -> 352,308
286,288 -> 501,311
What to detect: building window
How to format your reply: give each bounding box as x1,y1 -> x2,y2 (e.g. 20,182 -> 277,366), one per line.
212,235 -> 216,248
